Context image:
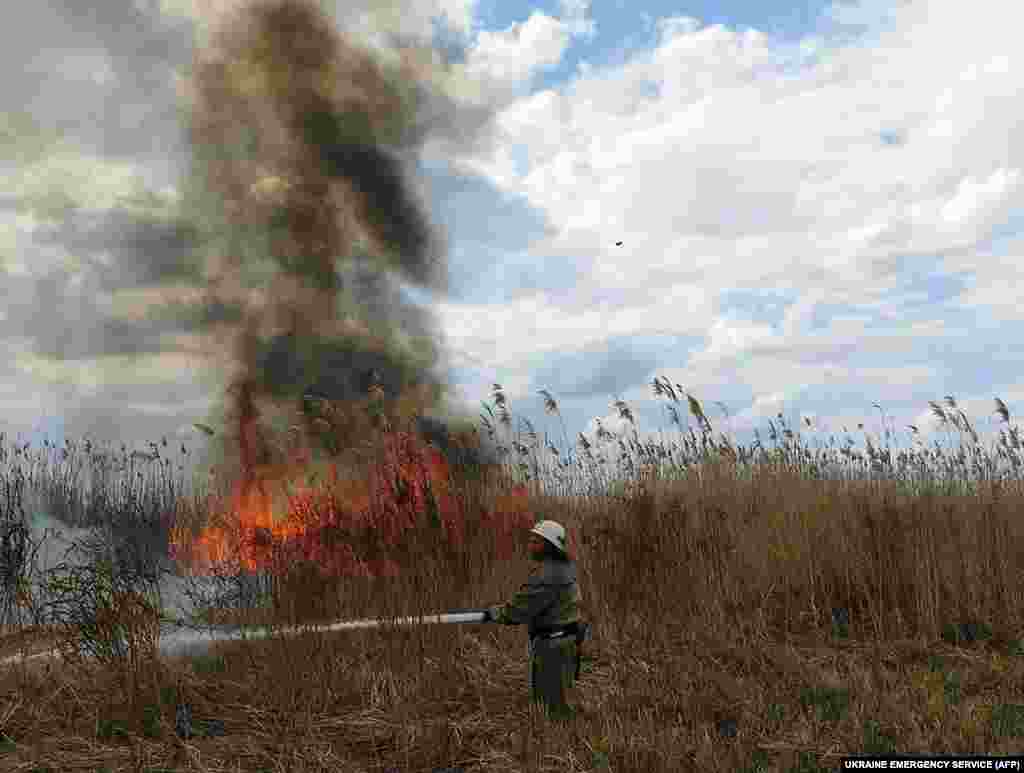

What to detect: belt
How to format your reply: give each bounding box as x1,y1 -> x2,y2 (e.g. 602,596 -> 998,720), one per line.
530,621 -> 591,682
531,621 -> 585,640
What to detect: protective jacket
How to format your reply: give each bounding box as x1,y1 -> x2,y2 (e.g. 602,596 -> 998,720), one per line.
489,558 -> 588,718
488,558 -> 580,633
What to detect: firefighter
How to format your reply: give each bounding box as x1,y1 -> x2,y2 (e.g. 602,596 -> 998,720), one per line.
482,520 -> 589,720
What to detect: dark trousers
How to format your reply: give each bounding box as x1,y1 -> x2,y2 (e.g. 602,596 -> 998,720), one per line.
528,634 -> 577,719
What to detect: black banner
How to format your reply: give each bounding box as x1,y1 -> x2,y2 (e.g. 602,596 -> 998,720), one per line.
840,757 -> 1023,770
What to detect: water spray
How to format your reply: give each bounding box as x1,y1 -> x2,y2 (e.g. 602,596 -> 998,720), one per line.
0,609 -> 491,668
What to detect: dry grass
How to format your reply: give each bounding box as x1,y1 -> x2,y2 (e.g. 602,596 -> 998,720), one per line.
2,386 -> 1024,771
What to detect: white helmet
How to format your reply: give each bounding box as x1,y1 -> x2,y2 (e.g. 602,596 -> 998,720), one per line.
530,520 -> 567,556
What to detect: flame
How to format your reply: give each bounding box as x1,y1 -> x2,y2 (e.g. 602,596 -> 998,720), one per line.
170,427 -> 531,583
170,384 -> 536,586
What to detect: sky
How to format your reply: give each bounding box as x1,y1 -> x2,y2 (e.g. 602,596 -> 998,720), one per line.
2,0 -> 1023,498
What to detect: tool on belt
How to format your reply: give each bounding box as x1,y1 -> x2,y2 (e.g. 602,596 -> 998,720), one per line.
532,620 -> 591,680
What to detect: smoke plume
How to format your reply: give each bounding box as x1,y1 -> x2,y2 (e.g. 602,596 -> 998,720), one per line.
180,0 -> 497,488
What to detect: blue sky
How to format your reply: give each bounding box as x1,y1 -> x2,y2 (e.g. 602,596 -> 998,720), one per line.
2,0 -> 1023,494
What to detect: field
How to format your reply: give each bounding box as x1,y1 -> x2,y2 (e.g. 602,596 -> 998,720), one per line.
1,385 -> 1024,772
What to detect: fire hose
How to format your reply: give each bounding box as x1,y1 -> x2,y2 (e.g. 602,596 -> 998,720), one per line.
0,610 -> 590,673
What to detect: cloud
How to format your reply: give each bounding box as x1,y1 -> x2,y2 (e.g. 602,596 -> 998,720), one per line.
529,338 -> 662,400
940,168 -> 1021,230
435,280 -> 712,373
427,0 -> 1024,462
465,12 -> 573,90
457,0 -> 1024,290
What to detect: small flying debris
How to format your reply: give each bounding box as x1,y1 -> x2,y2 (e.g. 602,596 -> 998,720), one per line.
615,241 -> 623,246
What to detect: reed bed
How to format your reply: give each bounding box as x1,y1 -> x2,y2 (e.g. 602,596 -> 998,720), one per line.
1,384 -> 1024,772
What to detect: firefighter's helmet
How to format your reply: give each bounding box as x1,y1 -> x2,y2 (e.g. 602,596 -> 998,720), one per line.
530,520 -> 568,556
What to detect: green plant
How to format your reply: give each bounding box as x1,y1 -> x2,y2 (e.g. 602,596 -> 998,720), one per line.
787,751 -> 831,773
191,653 -> 227,675
991,704 -> 1024,738
743,749 -> 770,773
943,670 -> 961,706
800,686 -> 850,722
862,719 -> 897,755
589,735 -> 612,769
141,704 -> 162,739
96,717 -> 129,741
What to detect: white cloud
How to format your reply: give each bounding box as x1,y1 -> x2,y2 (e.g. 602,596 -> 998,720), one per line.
780,289 -> 825,338
437,0 -> 1024,454
696,317 -> 774,362
940,168 -> 1021,229
459,0 -> 1024,289
580,410 -> 635,443
435,284 -> 712,378
952,249 -> 1024,318
465,12 -> 571,89
745,390 -> 792,418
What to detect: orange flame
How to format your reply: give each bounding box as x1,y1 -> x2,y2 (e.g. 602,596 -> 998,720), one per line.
170,417 -> 537,586
172,431 -> 479,575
